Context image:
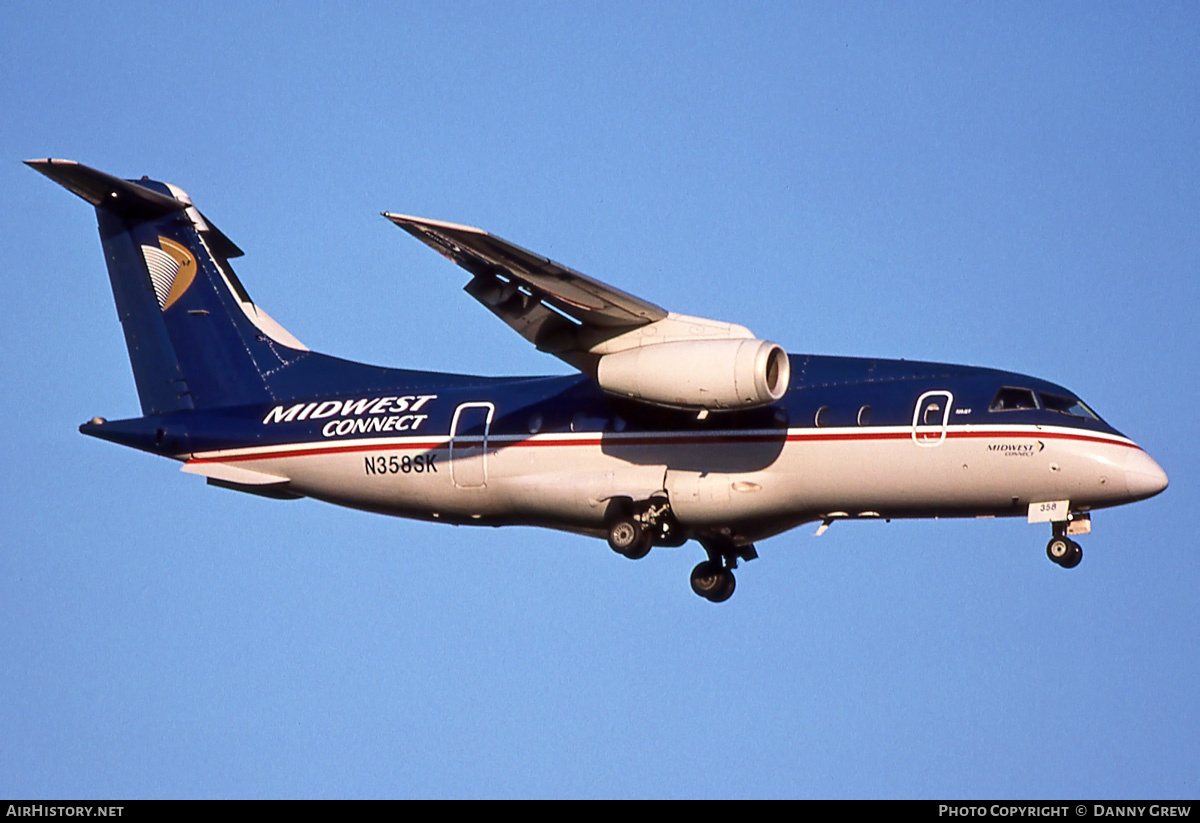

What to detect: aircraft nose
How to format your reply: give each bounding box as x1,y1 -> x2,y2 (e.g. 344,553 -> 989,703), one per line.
1124,448 -> 1169,501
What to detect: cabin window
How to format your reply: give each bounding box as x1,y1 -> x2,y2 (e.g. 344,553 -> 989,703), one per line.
922,403 -> 941,425
989,387 -> 1039,412
528,413 -> 543,434
570,412 -> 608,433
815,406 -> 830,427
1040,392 -> 1098,420
857,405 -> 873,426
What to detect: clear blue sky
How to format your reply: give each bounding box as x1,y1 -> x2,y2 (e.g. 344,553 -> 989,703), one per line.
2,1 -> 1197,798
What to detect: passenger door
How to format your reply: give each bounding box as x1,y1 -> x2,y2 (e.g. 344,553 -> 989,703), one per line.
449,402 -> 494,488
912,390 -> 953,447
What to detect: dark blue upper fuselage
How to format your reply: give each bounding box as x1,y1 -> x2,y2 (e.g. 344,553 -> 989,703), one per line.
81,352 -> 1125,456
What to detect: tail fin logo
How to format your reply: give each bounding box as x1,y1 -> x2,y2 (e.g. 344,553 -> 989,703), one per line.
141,236 -> 197,311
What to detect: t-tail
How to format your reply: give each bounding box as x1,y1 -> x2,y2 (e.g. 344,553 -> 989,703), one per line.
27,158 -> 309,416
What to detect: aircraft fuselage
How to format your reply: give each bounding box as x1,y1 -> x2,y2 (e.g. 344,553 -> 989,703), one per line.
86,353 -> 1164,546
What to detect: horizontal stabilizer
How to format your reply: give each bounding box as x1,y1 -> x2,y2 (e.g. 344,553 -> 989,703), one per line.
26,158 -> 187,220
27,158 -> 244,257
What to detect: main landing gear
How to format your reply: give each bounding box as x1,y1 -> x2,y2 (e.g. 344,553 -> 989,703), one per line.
607,517 -> 652,560
690,537 -> 757,603
605,497 -> 684,561
1046,522 -> 1083,569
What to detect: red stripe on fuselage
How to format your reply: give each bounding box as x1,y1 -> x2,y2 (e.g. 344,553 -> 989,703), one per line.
185,426 -> 1139,468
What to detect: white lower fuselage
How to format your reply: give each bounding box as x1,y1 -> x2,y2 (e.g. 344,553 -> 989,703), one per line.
187,421 -> 1154,543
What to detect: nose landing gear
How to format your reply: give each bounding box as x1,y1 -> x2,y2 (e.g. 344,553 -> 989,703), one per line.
1046,536 -> 1082,568
690,536 -> 757,603
1046,523 -> 1083,569
690,560 -> 736,602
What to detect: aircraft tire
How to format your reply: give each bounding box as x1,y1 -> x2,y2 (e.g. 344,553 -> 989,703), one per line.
1060,541 -> 1083,569
709,571 -> 736,603
622,534 -> 652,560
690,561 -> 735,602
1046,537 -> 1072,566
608,518 -> 646,558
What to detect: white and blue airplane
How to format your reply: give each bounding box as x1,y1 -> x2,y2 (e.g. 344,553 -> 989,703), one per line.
29,159 -> 1168,601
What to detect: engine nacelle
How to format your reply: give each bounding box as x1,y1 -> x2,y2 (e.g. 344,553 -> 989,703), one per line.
595,339 -> 790,411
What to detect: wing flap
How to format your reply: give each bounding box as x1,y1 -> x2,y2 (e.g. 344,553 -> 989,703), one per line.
462,274 -> 584,356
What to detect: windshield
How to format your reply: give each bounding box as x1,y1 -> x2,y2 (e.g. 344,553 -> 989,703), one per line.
989,387 -> 1038,411
1039,392 -> 1099,420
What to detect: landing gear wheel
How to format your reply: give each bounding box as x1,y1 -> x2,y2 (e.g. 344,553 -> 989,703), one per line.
622,534 -> 652,560
690,560 -> 736,602
1047,537 -> 1082,568
710,570 -> 735,603
607,518 -> 650,559
1047,536 -> 1072,566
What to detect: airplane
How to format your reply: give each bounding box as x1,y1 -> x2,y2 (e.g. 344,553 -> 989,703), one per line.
28,158 -> 1169,602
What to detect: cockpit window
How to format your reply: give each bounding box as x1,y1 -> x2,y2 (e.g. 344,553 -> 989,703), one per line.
989,387 -> 1039,412
1040,392 -> 1098,420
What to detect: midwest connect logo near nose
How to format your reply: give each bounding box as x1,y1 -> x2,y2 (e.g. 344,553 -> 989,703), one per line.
141,236 -> 196,311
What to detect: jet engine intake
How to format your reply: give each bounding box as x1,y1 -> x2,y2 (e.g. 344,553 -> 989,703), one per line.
596,339 -> 790,411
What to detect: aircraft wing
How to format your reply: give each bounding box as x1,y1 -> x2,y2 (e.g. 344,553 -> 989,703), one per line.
382,212 -> 789,412
384,213 -> 669,367
383,214 -> 666,326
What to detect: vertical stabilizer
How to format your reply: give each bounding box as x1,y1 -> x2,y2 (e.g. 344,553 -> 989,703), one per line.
27,159 -> 308,414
